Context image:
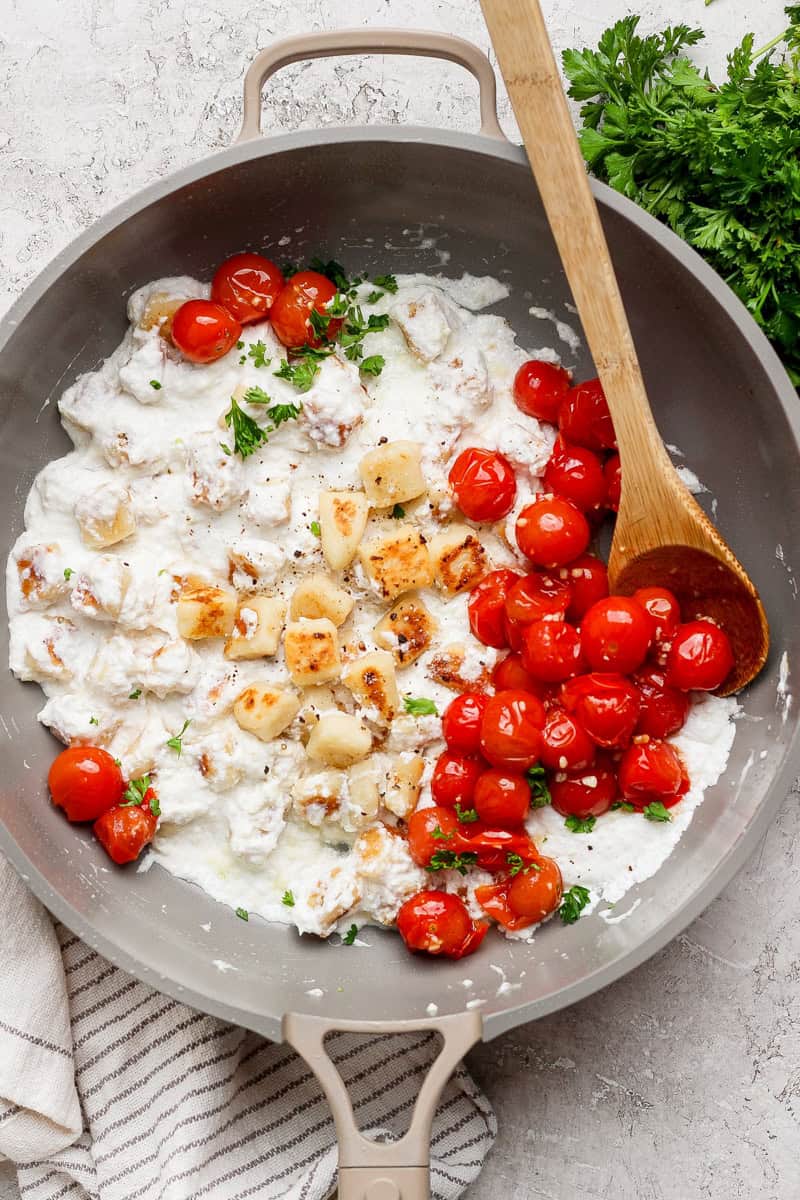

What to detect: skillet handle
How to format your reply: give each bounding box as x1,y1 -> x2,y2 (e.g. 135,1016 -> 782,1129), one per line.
236,28 -> 509,144
283,1010 -> 482,1200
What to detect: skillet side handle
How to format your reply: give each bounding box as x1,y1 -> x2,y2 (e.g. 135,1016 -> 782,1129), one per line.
283,1010 -> 483,1200
237,28 -> 508,144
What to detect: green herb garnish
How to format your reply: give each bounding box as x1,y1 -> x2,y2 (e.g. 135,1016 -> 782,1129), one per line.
559,884 -> 591,925
360,355 -> 385,377
63,567 -> 74,581
403,696 -> 438,717
310,520 -> 321,537
611,800 -> 636,812
121,775 -> 151,806
89,716 -> 99,726
507,852 -> 526,877
565,814 -> 596,834
235,907 -> 249,922
526,763 -> 552,808
643,801 -> 673,822
390,503 -> 405,518
165,719 -> 191,756
128,688 -> 142,700
224,394 -> 268,458
247,341 -> 269,368
282,890 -> 295,907
149,794 -> 161,817
454,803 -> 479,823
426,850 -> 479,876
274,357 -> 320,393
342,923 -> 358,945
149,379 -> 162,390
432,824 -> 453,841
372,273 -> 398,293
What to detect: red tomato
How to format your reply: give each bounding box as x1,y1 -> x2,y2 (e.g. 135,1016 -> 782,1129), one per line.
448,448 -> 517,522
406,806 -> 461,867
441,693 -> 488,755
633,587 -> 681,643
430,753 -> 483,809
492,652 -> 546,695
513,360 -> 571,423
634,667 -> 691,739
48,746 -> 124,823
564,555 -> 609,622
171,300 -> 242,364
561,673 -> 641,749
504,571 -> 572,625
465,827 -> 541,872
504,613 -> 527,651
604,453 -> 622,511
540,709 -> 596,771
468,569 -> 521,648
558,378 -> 616,450
543,438 -> 607,512
397,891 -> 488,959
618,740 -> 689,808
270,270 -> 340,348
479,690 -> 546,770
475,856 -> 563,929
581,596 -> 654,674
210,252 -> 284,324
515,495 -> 590,567
474,769 -> 531,827
94,804 -> 158,865
665,620 -> 734,691
550,755 -> 618,818
521,618 -> 585,683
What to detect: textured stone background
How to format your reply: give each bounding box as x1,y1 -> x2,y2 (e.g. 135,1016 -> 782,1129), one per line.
0,1 -> 798,1197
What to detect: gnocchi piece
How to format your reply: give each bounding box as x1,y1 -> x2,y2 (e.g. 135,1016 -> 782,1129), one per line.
70,558 -> 130,623
383,754 -> 425,819
303,868 -> 362,936
342,650 -> 400,724
318,490 -> 370,570
293,769 -> 347,827
427,643 -> 495,693
13,542 -> 70,610
346,758 -> 383,825
306,711 -> 372,768
391,290 -> 454,362
373,595 -> 438,666
358,441 -> 426,507
358,526 -> 433,602
9,615 -> 76,683
74,482 -> 136,550
177,584 -> 237,640
290,574 -> 354,627
284,618 -> 341,686
429,524 -> 490,594
224,596 -> 286,660
233,684 -> 301,742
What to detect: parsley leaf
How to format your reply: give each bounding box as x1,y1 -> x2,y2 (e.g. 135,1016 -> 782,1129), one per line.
309,257 -> 351,292
643,800 -> 673,822
247,341 -> 269,368
507,852 -> 526,877
565,814 -> 596,833
149,793 -> 161,818
391,503 -> 405,518
89,716 -> 98,726
128,688 -> 142,700
310,520 -> 321,537
559,884 -> 591,925
611,800 -> 636,812
372,273 -> 398,293
165,719 -> 191,756
235,906 -> 249,921
360,354 -> 385,377
432,824 -> 453,841
342,923 -> 358,945
63,567 -> 74,581
455,803 -> 478,823
526,763 -> 552,808
267,402 -> 301,426
282,890 -> 295,907
224,393 -> 268,458
149,379 -> 162,390
242,385 -> 271,405
403,696 -> 438,716
367,290 -> 384,304
121,775 -> 151,806
425,850 -> 479,875
274,357 -> 320,393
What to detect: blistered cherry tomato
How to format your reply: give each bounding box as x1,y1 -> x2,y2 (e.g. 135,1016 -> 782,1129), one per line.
561,673 -> 641,749
397,891 -> 488,959
618,740 -> 689,808
504,613 -> 527,651
474,769 -> 531,827
442,693 -> 488,756
540,709 -> 596,771
564,555 -> 609,622
513,359 -> 571,423
476,856 -> 563,929
665,620 -> 734,692
558,378 -> 616,450
633,587 -> 681,644
521,619 -> 585,683
48,746 -> 124,823
604,453 -> 622,511
468,569 -> 521,648
465,827 -> 540,872
581,596 -> 653,674
448,448 -> 517,522
210,252 -> 284,324
171,299 -> 242,364
504,571 -> 572,625
543,438 -> 607,512
94,803 -> 157,865
515,495 -> 590,567
479,689 -> 546,770
406,806 -> 461,868
270,270 -> 340,348
492,652 -> 546,695
430,752 -> 483,809
634,667 -> 690,739
550,755 -> 618,818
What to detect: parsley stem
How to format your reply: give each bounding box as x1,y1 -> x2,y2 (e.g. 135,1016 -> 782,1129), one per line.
751,28 -> 790,61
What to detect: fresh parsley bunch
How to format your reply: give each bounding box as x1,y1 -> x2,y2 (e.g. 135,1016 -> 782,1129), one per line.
563,8 -> 800,384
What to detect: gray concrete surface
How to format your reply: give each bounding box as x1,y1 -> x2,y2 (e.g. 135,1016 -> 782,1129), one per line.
1,1 -> 798,1196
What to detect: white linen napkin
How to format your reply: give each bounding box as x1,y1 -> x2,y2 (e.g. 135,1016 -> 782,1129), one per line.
0,854 -> 495,1199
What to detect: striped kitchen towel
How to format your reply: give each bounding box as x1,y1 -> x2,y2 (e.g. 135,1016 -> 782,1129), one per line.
0,855 -> 496,1199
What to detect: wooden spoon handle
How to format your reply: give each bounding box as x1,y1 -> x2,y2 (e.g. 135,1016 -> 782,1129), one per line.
479,0 -> 671,486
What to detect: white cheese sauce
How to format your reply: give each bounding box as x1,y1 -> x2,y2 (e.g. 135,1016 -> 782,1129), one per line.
6,271 -> 737,942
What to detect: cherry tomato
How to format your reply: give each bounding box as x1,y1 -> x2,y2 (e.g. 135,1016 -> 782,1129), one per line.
430,752 -> 483,809
558,378 -> 616,451
474,769 -> 531,827
270,270 -> 340,348
406,806 -> 461,868
618,740 -> 689,808
515,495 -> 590,567
550,755 -> 618,818
504,571 -> 572,625
633,587 -> 681,644
543,438 -> 607,512
48,746 -> 124,823
479,689 -> 545,770
397,891 -> 488,959
171,299 -> 242,364
448,448 -> 517,522
665,620 -> 734,692
210,252 -> 284,324
540,709 -> 596,771
561,673 -> 641,749
475,856 -> 563,929
504,613 -> 527,651
465,827 -> 541,872
634,667 -> 691,739
468,569 -> 521,648
604,453 -> 622,511
94,804 -> 158,865
521,618 -> 585,683
441,693 -> 488,755
513,360 -> 571,423
564,555 -> 609,622
492,652 -> 546,695
581,596 -> 654,674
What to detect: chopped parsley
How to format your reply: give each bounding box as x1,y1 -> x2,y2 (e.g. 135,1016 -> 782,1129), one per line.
390,503 -> 405,518
526,763 -> 552,808
310,520 -> 321,537
165,719 -> 191,755
149,793 -> 161,817
247,340 -> 269,368
63,567 -> 74,581
507,852 -> 526,877
565,814 -> 596,834
274,357 -> 320,393
426,850 -> 479,875
241,385 -> 271,405
644,801 -> 673,822
267,402 -> 302,426
403,696 -> 438,717
309,257 -> 351,292
149,379 -> 162,390
432,824 -> 453,841
366,290 -> 384,304
235,906 -> 249,922
455,803 -> 479,823
360,354 -> 385,377
128,688 -> 142,700
559,884 -> 591,925
280,260 -> 298,278
611,800 -> 636,812
342,923 -> 358,945
236,340 -> 244,349
372,273 -> 398,293
89,716 -> 99,726
224,393 -> 268,458
121,775 -> 151,806
281,890 -> 295,907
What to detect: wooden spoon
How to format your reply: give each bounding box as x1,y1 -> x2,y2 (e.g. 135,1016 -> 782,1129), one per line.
480,0 -> 768,694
